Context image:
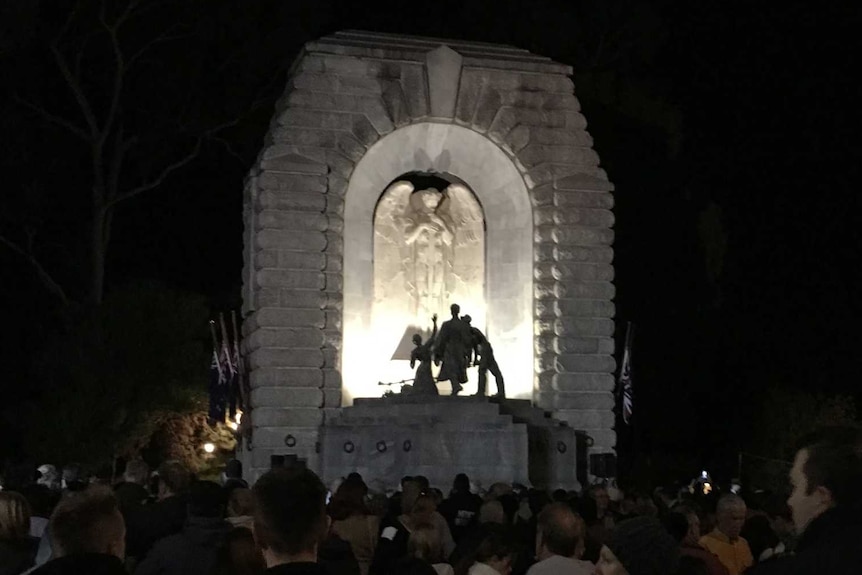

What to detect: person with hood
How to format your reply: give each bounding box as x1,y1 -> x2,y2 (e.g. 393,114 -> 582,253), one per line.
135,480 -> 231,575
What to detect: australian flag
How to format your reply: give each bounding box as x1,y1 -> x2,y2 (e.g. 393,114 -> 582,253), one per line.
618,322 -> 634,425
209,348 -> 227,424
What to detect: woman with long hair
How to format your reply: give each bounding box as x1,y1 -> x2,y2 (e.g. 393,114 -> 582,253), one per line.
0,492 -> 38,575
329,479 -> 380,575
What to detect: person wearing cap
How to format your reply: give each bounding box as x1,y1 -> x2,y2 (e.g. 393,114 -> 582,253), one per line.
596,516 -> 679,575
699,495 -> 752,575
526,502 -> 593,575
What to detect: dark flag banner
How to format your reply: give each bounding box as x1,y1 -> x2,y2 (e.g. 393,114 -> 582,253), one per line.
208,320 -> 227,424
231,310 -> 247,413
618,322 -> 635,425
219,313 -> 239,420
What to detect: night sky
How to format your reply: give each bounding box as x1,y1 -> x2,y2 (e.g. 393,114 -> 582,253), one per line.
1,1 -> 860,480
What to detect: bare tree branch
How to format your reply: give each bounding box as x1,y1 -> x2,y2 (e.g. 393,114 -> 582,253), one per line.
126,27 -> 190,69
51,43 -> 100,139
106,137 -> 202,208
0,232 -> 70,308
12,94 -> 89,140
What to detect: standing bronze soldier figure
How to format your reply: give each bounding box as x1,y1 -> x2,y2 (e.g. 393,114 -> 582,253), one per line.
463,315 -> 505,399
434,304 -> 472,395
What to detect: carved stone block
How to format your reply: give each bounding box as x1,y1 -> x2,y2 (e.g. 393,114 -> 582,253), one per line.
253,408 -> 324,428
246,328 -> 326,350
249,367 -> 324,388
249,348 -> 324,370
252,387 -> 324,408
255,269 -> 324,290
277,289 -> 326,310
554,317 -> 615,337
257,191 -> 326,212
257,210 -> 328,231
254,230 -> 327,252
249,308 -> 325,330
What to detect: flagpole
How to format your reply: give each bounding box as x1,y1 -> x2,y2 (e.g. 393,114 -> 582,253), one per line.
209,320 -> 220,357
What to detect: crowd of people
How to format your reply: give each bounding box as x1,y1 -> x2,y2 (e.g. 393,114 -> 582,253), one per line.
1,426 -> 861,574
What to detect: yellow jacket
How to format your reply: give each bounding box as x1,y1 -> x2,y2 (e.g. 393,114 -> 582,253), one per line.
699,530 -> 753,575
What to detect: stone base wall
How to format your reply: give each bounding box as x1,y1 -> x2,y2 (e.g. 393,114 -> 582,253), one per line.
241,31 -> 616,482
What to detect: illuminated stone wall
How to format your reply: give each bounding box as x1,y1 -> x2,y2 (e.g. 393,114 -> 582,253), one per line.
241,31 -> 616,481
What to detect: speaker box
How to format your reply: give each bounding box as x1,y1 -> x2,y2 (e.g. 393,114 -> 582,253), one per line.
590,453 -> 618,478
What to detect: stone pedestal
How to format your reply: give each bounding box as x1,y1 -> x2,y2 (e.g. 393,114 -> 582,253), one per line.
319,396 -> 581,491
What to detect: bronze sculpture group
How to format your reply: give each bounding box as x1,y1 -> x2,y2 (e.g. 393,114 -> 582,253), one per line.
408,303 -> 505,398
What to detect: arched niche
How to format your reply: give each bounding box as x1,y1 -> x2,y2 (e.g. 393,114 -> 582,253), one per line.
343,123 -> 533,402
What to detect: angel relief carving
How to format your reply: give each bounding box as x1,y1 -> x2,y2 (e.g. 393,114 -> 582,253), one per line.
374,180 -> 485,331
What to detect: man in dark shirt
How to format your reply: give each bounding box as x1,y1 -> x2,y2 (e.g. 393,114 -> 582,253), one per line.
252,467 -> 329,574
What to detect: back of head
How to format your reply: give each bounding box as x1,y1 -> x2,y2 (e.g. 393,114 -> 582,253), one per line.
62,463 -> 85,491
607,516 -> 679,575
410,494 -> 438,524
225,459 -> 243,480
49,485 -> 125,558
452,473 -> 470,494
123,459 -> 150,486
157,460 -> 191,495
798,426 -> 862,509
474,524 -> 515,564
0,491 -> 31,540
528,489 -> 551,516
716,493 -> 745,515
408,523 -> 444,563
537,502 -> 580,557
329,479 -> 369,521
662,511 -> 690,543
228,487 -> 255,518
401,480 -> 423,515
479,500 -> 505,525
497,493 -> 518,524
252,468 -> 327,557
188,480 -> 226,518
487,482 -> 512,501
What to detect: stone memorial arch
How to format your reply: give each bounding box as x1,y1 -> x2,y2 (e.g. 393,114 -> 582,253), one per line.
241,31 -> 616,483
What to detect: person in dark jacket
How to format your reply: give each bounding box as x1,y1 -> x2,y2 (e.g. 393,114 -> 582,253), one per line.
750,427 -> 862,575
136,480 -> 231,575
439,474 -> 483,544
113,459 -> 151,513
29,486 -> 126,575
125,460 -> 191,561
252,467 -> 329,574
